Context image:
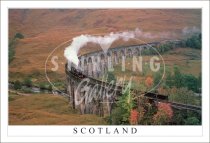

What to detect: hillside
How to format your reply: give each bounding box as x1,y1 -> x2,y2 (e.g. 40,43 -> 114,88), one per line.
9,93 -> 107,125
9,9 -> 201,84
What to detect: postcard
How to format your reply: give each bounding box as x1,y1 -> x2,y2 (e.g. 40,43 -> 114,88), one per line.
1,0 -> 209,143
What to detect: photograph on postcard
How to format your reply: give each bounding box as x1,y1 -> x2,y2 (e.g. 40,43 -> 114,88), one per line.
8,9 -> 202,126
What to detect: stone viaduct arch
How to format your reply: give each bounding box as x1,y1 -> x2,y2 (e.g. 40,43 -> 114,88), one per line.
66,40 -> 183,116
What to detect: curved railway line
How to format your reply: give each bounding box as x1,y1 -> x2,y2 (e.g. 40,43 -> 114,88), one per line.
65,63 -> 201,113
65,40 -> 201,115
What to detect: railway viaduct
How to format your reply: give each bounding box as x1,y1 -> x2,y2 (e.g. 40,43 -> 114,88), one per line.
75,42 -> 159,78
65,40 -> 200,116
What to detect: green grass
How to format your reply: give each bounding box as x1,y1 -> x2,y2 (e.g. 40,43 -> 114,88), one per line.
109,48 -> 201,91
9,39 -> 16,64
9,70 -> 65,91
9,93 -> 107,125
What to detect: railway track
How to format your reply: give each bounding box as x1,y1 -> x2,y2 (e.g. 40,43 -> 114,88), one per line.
169,101 -> 201,112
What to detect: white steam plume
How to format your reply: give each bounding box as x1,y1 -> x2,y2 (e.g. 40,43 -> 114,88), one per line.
182,26 -> 201,35
64,29 -> 138,66
64,28 -> 174,66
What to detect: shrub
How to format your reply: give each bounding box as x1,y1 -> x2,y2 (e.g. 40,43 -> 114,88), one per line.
14,80 -> 21,90
183,74 -> 199,92
14,32 -> 24,39
171,110 -> 201,125
110,107 -> 126,125
153,103 -> 173,125
165,69 -> 173,88
130,109 -> 139,125
9,39 -> 16,64
153,110 -> 169,125
48,84 -> 52,91
153,72 -> 162,86
22,88 -> 32,93
39,83 -> 52,91
157,43 -> 173,54
9,33 -> 24,64
137,95 -> 156,125
158,103 -> 173,119
173,66 -> 184,88
39,82 -> 47,89
186,34 -> 201,49
145,76 -> 154,88
168,66 -> 200,92
111,90 -> 135,125
24,77 -> 32,87
9,47 -> 15,64
168,87 -> 198,105
185,117 -> 200,125
171,110 -> 185,125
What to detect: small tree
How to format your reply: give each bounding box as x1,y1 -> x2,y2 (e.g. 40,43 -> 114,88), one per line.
39,82 -> 46,89
186,34 -> 201,49
165,69 -> 173,88
185,117 -> 200,125
183,74 -> 198,92
14,33 -> 24,39
137,95 -> 156,125
173,66 -> 183,88
130,108 -> 139,125
154,72 -> 162,86
48,84 -> 52,91
24,77 -> 32,87
168,87 -> 197,105
14,80 -> 21,90
111,90 -> 135,125
145,76 -> 153,88
153,103 -> 173,125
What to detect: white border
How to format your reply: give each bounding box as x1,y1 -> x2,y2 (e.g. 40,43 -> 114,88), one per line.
1,1 -> 209,142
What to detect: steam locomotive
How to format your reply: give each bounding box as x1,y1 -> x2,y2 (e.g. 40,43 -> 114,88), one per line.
67,62 -> 87,79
